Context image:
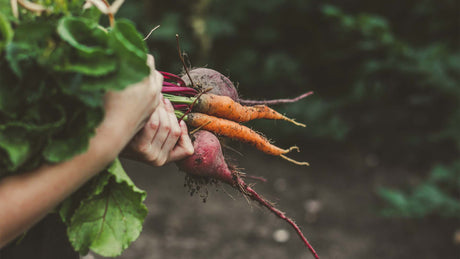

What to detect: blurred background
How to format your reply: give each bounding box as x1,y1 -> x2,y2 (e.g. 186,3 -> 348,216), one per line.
97,0 -> 459,258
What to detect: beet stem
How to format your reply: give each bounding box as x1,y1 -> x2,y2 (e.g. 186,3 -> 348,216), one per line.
176,34 -> 197,89
244,185 -> 319,259
239,91 -> 314,105
244,175 -> 267,183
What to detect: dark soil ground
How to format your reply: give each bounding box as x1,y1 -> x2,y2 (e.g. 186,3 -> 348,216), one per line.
91,142 -> 459,259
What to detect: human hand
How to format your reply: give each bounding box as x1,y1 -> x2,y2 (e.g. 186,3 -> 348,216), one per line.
98,55 -> 163,152
122,97 -> 194,166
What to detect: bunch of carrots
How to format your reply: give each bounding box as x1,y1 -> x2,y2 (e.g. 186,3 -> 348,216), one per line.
160,70 -> 311,166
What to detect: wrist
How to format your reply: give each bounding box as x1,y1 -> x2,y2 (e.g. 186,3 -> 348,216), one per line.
94,112 -> 144,162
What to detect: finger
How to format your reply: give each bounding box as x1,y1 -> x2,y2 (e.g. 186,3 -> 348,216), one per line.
150,102 -> 170,158
127,109 -> 160,160
146,54 -> 156,70
150,69 -> 164,95
160,98 -> 182,154
138,110 -> 160,149
166,120 -> 194,163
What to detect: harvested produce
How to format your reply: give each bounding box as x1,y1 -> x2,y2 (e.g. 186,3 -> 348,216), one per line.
181,67 -> 239,100
177,130 -> 319,258
161,68 -> 316,257
164,93 -> 306,127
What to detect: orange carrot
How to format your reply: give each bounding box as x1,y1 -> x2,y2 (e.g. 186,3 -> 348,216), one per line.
195,94 -> 306,127
185,112 -> 309,165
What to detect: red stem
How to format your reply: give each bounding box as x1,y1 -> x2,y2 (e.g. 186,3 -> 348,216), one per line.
244,175 -> 267,183
243,184 -> 320,259
173,104 -> 189,110
160,71 -> 186,87
162,86 -> 198,96
238,91 -> 314,105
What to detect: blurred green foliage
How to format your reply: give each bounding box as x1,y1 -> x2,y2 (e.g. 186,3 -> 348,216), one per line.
119,0 -> 459,217
379,162 -> 460,218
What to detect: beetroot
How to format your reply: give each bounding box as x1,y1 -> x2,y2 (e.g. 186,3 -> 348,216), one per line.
181,68 -> 239,101
177,130 -> 319,259
180,68 -> 313,107
177,130 -> 233,181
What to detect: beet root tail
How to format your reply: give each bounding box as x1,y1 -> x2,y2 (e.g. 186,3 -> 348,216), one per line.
241,183 -> 319,259
238,91 -> 314,106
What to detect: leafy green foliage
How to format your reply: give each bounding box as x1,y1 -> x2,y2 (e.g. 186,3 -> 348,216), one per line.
379,162 -> 460,218
0,9 -> 149,173
1,3 -> 149,256
0,12 -> 13,55
64,159 -> 147,256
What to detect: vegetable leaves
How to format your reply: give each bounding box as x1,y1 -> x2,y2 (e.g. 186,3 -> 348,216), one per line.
65,159 -> 147,256
1,6 -> 150,257
0,14 -> 149,171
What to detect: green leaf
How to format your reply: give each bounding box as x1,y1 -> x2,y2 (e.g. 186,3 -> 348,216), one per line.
0,2 -> 15,22
79,19 -> 149,91
56,57 -> 117,76
56,17 -> 117,76
378,188 -> 410,217
43,107 -> 103,163
67,159 -> 147,256
109,19 -> 148,60
0,11 -> 13,55
0,103 -> 66,171
0,128 -> 33,171
57,17 -> 111,57
60,170 -> 112,225
58,73 -> 105,108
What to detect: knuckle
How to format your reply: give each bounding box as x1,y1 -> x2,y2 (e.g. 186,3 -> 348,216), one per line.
153,156 -> 167,166
146,153 -> 159,164
137,143 -> 150,154
160,157 -> 168,166
149,121 -> 159,130
171,128 -> 181,138
163,124 -> 171,132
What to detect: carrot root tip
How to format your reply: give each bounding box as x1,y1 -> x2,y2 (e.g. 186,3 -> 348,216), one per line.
285,117 -> 306,127
190,120 -> 212,135
280,154 -> 310,166
287,146 -> 300,153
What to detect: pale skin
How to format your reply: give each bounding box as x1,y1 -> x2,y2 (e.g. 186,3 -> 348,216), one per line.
0,55 -> 194,248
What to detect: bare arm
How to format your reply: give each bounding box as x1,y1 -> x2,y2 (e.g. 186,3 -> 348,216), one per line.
0,119 -> 127,247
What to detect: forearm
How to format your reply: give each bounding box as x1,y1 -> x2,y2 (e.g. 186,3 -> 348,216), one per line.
0,117 -> 134,247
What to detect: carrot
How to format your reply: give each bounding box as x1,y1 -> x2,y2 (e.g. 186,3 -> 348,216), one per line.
195,93 -> 306,127
182,112 -> 309,166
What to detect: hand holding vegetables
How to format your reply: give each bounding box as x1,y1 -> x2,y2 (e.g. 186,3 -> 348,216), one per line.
124,97 -> 194,166
102,55 -> 163,147
0,1 -> 319,257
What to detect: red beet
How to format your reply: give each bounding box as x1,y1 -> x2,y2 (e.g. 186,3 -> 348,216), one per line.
181,68 -> 239,101
177,130 -> 319,259
180,68 -> 313,107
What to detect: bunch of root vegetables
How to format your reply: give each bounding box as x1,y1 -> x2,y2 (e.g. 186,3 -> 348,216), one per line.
161,67 -> 319,259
